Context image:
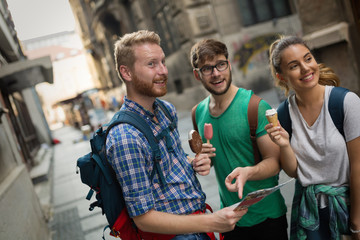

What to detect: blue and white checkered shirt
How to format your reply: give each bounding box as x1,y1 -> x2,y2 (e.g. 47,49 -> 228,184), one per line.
106,97 -> 206,218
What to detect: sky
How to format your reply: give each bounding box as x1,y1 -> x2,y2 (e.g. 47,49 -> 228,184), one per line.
6,0 -> 76,41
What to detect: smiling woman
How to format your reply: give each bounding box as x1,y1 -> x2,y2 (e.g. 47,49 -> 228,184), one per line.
267,35 -> 360,240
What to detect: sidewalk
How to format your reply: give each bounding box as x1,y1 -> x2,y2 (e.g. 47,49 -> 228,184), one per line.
48,123 -> 221,239
49,126 -> 117,240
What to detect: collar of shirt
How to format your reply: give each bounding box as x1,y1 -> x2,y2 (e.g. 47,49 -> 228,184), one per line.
122,96 -> 155,119
122,96 -> 172,136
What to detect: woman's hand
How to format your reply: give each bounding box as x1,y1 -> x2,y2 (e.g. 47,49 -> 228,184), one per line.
264,122 -> 290,148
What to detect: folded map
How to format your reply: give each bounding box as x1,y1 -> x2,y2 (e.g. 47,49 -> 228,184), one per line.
231,178 -> 294,211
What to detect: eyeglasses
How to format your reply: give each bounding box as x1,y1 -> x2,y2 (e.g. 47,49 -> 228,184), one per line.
195,60 -> 229,76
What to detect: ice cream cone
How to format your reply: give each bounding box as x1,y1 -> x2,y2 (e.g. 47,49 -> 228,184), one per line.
265,109 -> 278,127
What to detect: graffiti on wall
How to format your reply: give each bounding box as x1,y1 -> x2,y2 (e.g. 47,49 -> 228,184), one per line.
233,33 -> 279,74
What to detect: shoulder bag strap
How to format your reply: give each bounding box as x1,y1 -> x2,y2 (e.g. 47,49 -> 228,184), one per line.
247,94 -> 262,164
277,99 -> 292,140
191,104 -> 199,132
328,87 -> 349,138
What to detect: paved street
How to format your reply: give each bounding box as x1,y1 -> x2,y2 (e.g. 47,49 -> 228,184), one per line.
49,111 -> 294,240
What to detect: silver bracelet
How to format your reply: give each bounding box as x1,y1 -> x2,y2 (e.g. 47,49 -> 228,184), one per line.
350,227 -> 360,233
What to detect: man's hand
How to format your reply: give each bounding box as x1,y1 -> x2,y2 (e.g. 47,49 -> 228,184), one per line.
210,207 -> 248,233
201,143 -> 216,158
225,167 -> 251,199
192,153 -> 211,176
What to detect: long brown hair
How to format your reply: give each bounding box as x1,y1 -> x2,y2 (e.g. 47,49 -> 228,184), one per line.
269,35 -> 340,96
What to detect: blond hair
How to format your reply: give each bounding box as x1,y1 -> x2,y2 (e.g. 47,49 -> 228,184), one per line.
114,30 -> 161,81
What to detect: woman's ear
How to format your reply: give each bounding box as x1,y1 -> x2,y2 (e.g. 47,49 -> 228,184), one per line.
119,65 -> 132,82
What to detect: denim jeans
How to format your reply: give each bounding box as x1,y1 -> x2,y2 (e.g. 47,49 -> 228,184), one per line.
171,233 -> 211,240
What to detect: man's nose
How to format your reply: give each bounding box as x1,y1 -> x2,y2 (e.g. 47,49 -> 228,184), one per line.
158,62 -> 168,75
211,67 -> 221,76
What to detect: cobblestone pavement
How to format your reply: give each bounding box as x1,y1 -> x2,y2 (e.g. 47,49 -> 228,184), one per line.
49,111 -> 294,240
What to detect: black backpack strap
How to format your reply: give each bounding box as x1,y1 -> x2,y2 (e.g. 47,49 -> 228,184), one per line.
277,99 -> 292,140
247,94 -> 262,164
106,111 -> 166,185
328,87 -> 349,138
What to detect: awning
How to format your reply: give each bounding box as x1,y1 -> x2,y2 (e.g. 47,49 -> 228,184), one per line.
0,56 -> 53,93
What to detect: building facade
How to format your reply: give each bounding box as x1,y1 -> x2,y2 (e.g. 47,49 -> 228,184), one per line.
69,0 -> 360,110
0,1 -> 52,239
23,31 -> 101,130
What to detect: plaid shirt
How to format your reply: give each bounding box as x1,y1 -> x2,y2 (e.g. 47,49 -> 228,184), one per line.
106,97 -> 206,218
290,180 -> 350,240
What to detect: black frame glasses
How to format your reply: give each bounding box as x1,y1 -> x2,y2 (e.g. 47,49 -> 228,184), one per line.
195,60 -> 229,76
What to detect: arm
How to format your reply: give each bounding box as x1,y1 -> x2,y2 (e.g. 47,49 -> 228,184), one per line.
265,123 -> 298,177
225,133 -> 281,199
133,207 -> 247,234
347,136 -> 360,240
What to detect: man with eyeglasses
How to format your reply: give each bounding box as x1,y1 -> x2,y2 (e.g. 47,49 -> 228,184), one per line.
189,39 -> 288,240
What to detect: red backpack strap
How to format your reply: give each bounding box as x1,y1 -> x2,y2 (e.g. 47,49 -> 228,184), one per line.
198,204 -> 216,240
247,94 -> 262,164
110,209 -> 142,240
204,204 -> 217,240
191,104 -> 199,132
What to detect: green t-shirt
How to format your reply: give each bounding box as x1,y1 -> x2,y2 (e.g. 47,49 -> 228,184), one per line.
195,88 -> 287,227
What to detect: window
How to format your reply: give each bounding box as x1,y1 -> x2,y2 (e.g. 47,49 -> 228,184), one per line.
148,1 -> 180,55
238,0 -> 291,26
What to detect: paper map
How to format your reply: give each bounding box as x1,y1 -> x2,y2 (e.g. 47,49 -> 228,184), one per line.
231,178 -> 294,211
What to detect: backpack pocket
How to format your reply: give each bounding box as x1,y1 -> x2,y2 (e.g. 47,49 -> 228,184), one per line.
77,153 -> 97,188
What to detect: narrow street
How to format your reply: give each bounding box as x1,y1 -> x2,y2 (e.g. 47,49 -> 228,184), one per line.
49,111 -> 294,240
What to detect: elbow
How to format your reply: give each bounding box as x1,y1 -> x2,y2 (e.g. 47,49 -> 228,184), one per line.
281,168 -> 297,178
132,212 -> 155,232
133,217 -> 149,232
274,163 -> 281,174
288,172 -> 297,178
